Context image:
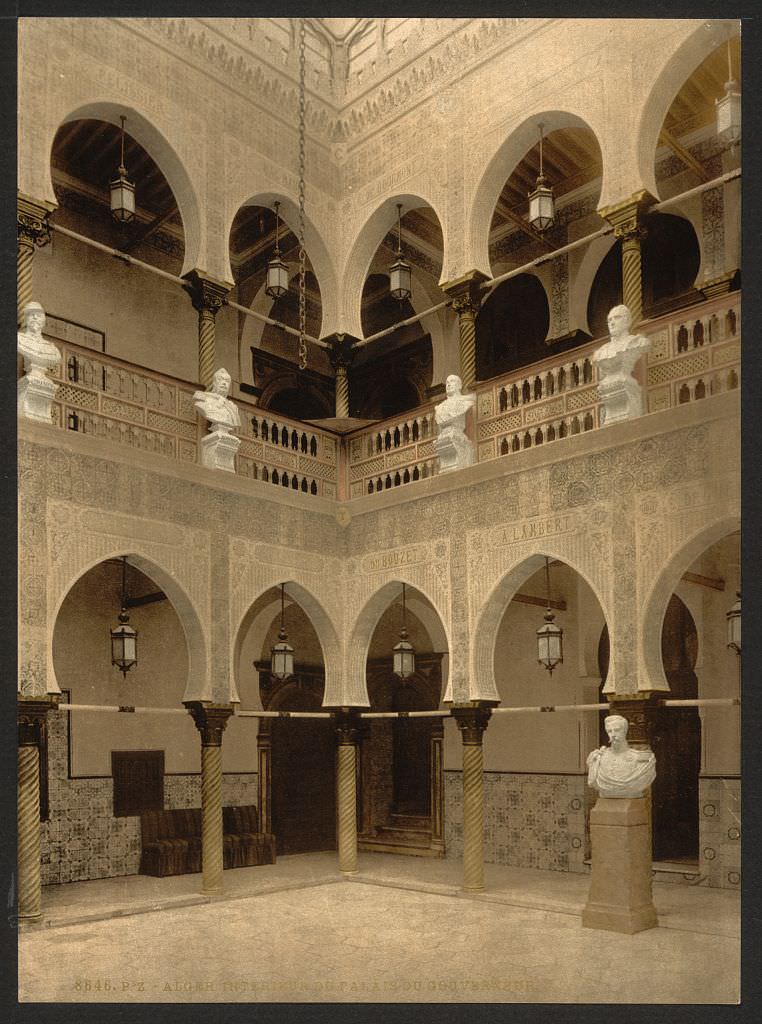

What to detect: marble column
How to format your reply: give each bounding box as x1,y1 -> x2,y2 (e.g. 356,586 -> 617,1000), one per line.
17,696 -> 57,921
430,719 -> 445,855
452,704 -> 492,892
334,708 -> 360,875
17,194 -> 56,326
257,718 -> 273,835
328,334 -> 356,419
441,271 -> 489,391
598,192 -> 656,328
182,271 -> 231,389
185,702 -> 234,895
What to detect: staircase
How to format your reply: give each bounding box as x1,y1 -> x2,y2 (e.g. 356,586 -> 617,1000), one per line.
359,813 -> 443,858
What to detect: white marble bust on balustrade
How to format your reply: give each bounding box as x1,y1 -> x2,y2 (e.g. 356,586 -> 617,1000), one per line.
193,368 -> 241,471
586,715 -> 656,799
592,305 -> 650,425
434,373 -> 476,472
17,301 -> 61,423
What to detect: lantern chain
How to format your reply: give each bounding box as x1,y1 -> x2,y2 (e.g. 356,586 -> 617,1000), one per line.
297,17 -> 307,371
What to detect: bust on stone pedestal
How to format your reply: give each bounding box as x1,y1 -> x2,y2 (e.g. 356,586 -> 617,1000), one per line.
434,374 -> 476,473
592,305 -> 650,425
17,302 -> 60,423
586,714 -> 656,798
193,368 -> 241,472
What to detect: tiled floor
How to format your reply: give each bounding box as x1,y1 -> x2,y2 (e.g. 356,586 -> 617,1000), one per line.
19,852 -> 740,1004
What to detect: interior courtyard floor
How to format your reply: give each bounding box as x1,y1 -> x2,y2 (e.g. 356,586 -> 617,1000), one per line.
19,852 -> 740,1004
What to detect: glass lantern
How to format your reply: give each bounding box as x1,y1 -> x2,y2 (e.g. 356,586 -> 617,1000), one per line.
266,253 -> 289,300
537,608 -> 563,675
271,627 -> 295,680
389,256 -> 412,302
111,610 -> 138,678
393,629 -> 416,680
716,83 -> 741,145
528,176 -> 555,233
110,169 -> 136,224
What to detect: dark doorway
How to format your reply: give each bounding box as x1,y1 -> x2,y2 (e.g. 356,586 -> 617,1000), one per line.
265,675 -> 336,856
392,682 -> 432,817
597,598 -> 700,864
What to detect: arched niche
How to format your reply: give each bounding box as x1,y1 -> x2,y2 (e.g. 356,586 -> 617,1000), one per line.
341,194 -> 447,341
51,556 -> 199,777
468,113 -> 605,280
636,21 -> 740,200
55,103 -> 202,275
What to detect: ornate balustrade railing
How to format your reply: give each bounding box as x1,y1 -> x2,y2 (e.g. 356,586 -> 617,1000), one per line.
38,293 -> 738,503
48,344 -> 338,497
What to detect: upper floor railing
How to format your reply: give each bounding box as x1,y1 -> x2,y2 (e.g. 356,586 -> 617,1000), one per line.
38,292 -> 739,503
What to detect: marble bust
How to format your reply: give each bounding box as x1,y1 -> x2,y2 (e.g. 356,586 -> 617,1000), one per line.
17,301 -> 61,423
592,304 -> 650,424
586,715 -> 656,799
193,368 -> 241,434
18,302 -> 60,378
434,374 -> 476,472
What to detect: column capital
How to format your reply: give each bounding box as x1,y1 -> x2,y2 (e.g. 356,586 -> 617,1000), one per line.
17,694 -> 59,746
441,269 -> 490,314
332,706 -> 361,745
451,702 -> 495,744
597,191 -> 657,241
184,702 -> 234,746
326,333 -> 358,371
17,193 -> 57,248
182,270 -> 232,315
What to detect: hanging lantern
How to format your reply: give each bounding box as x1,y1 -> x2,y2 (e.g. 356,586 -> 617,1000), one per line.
270,582 -> 295,680
528,123 -> 555,233
716,40 -> 741,145
110,556 -> 138,678
110,116 -> 136,224
536,557 -> 563,675
265,201 -> 290,300
393,582 -> 416,680
389,203 -> 412,302
726,591 -> 741,654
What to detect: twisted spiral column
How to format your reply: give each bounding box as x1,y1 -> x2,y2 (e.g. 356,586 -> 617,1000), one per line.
454,299 -> 478,392
17,744 -> 41,920
620,232 -> 646,328
337,743 -> 358,874
182,271 -> 230,390
200,743 -> 223,894
197,310 -> 216,390
17,237 -> 34,326
335,365 -> 349,419
452,705 -> 492,893
17,195 -> 54,327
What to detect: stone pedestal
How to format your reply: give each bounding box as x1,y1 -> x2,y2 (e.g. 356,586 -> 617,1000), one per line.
18,373 -> 57,424
435,430 -> 474,473
200,430 -> 240,472
582,796 -> 657,934
598,375 -> 643,426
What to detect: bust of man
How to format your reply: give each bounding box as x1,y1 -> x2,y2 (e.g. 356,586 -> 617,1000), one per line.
193,368 -> 241,433
592,304 -> 650,377
17,301 -> 60,378
434,374 -> 475,436
586,714 -> 656,799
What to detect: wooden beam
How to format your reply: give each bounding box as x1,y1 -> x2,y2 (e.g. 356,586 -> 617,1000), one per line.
681,571 -> 725,592
513,592 -> 567,612
119,205 -> 178,253
125,591 -> 168,608
659,127 -> 711,184
494,199 -> 555,252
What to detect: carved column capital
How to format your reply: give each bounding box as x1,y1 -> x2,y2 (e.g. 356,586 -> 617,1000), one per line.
17,695 -> 59,747
17,193 -> 56,249
333,706 -> 361,745
184,702 -> 234,746
597,191 -> 656,241
182,270 -> 231,316
451,702 -> 494,745
326,333 -> 358,371
441,270 -> 490,316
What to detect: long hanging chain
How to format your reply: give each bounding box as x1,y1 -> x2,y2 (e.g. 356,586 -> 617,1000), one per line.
297,17 -> 307,371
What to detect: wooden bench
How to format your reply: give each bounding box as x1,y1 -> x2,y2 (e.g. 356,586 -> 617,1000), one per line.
139,805 -> 276,877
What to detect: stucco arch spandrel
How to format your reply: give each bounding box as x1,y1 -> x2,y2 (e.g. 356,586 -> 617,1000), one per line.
225,189 -> 338,338
228,536 -> 344,706
44,501 -> 211,702
344,572 -> 452,709
35,79 -> 206,276
339,192 -> 449,340
638,511 -> 740,694
469,529 -> 612,704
